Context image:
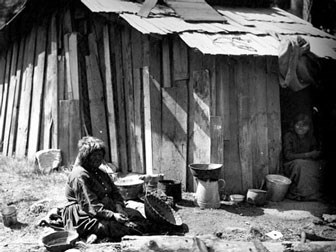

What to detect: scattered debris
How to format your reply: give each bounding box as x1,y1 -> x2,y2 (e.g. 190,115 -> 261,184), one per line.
265,231 -> 283,240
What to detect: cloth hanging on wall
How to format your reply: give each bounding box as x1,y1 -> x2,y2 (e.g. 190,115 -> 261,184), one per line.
278,36 -> 321,92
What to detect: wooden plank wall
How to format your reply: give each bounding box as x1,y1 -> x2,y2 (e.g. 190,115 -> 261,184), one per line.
0,5 -> 282,194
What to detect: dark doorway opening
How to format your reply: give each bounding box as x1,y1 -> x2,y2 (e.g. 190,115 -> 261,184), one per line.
280,59 -> 336,202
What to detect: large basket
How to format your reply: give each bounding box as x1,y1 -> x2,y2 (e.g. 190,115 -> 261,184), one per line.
114,178 -> 144,200
41,230 -> 78,252
144,194 -> 182,227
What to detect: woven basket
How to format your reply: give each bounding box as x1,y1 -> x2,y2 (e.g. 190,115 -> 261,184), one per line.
144,194 -> 182,227
41,230 -> 78,252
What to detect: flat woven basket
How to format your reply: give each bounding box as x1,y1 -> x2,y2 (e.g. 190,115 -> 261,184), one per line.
144,193 -> 182,227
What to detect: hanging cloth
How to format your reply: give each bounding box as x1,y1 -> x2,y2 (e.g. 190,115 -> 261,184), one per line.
278,36 -> 321,92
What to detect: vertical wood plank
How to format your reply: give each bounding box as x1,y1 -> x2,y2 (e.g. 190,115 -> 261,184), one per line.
58,55 -> 66,101
28,22 -> 48,160
69,99 -> 81,164
16,27 -> 37,158
143,66 -> 153,174
64,34 -> 71,100
131,29 -> 144,173
43,13 -> 58,150
266,56 -> 282,174
110,24 -> 128,173
149,36 -> 162,175
251,56 -> 269,188
172,37 -> 188,83
187,49 -> 203,192
161,85 -> 188,190
225,57 -> 242,194
121,26 -> 136,173
86,33 -> 109,155
162,38 -> 171,88
0,54 -> 6,111
0,48 -> 12,151
3,42 -> 19,156
8,37 -> 25,156
69,33 -> 80,99
237,57 -> 253,193
210,116 -> 223,164
203,55 -> 216,117
103,24 -> 118,165
59,100 -> 70,166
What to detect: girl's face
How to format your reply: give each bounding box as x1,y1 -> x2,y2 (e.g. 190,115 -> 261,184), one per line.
294,120 -> 310,136
88,150 -> 104,169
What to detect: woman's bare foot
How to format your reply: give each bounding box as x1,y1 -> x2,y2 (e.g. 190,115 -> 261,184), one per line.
86,234 -> 97,244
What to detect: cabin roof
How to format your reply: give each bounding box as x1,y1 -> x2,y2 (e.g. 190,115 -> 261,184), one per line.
1,0 -> 336,59
81,0 -> 336,58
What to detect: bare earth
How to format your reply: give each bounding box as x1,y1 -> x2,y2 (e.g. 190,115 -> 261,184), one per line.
1,157 -> 336,252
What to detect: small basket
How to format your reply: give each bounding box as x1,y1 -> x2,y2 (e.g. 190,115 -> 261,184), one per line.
41,230 -> 78,252
144,194 -> 182,227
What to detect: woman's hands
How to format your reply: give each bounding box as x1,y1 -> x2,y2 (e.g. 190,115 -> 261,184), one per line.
114,203 -> 129,223
305,150 -> 321,159
113,212 -> 129,223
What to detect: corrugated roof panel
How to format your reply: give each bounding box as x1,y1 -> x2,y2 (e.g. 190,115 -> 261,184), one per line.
302,36 -> 336,59
81,0 -> 175,15
120,14 -> 168,34
179,32 -> 278,56
81,0 -> 141,13
164,0 -> 226,22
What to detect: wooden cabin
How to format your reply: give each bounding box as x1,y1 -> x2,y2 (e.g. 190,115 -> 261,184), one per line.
0,0 -> 335,194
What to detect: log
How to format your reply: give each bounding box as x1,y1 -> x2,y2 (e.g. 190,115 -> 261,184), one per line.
121,235 -> 336,252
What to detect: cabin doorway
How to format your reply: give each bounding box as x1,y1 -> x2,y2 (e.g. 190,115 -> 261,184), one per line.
279,59 -> 336,201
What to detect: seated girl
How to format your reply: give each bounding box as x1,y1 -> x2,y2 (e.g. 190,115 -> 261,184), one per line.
283,113 -> 324,201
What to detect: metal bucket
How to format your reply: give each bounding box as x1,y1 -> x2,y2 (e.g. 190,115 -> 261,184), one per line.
265,174 -> 291,202
2,206 -> 17,227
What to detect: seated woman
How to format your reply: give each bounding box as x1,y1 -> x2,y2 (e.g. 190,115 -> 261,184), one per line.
283,113 -> 324,201
62,136 -> 152,243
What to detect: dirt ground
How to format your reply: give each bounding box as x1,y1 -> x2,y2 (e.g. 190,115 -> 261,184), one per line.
1,157 -> 336,252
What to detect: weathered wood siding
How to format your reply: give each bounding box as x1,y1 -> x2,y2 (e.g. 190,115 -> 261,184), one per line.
0,4 -> 281,194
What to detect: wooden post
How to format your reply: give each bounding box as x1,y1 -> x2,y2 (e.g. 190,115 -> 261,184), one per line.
3,42 -> 19,156
28,22 -> 48,160
8,37 -> 25,157
16,27 -> 37,158
43,13 -> 58,150
103,24 -> 118,165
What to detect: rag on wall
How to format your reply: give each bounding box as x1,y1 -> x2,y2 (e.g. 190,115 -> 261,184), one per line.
278,36 -> 321,92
